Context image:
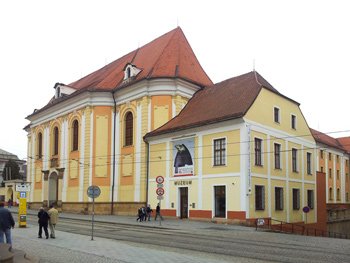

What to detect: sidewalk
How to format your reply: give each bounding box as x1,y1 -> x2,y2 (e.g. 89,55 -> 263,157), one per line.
9,206 -> 254,232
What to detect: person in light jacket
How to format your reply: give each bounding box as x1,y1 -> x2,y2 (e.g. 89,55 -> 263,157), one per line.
48,204 -> 59,238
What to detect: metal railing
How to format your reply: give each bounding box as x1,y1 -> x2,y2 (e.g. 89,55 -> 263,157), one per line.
255,218 -> 349,239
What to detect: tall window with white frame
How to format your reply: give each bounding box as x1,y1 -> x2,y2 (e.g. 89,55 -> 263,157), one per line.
292,188 -> 300,210
307,190 -> 314,209
125,112 -> 133,146
274,107 -> 280,123
213,138 -> 226,166
307,152 -> 312,175
255,185 -> 265,210
255,138 -> 262,166
38,132 -> 43,159
72,120 -> 79,151
275,187 -> 284,210
292,148 -> 298,172
53,127 -> 59,155
274,143 -> 281,169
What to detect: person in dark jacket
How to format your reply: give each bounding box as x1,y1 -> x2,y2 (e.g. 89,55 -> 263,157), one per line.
38,207 -> 50,239
0,201 -> 15,245
154,203 -> 163,221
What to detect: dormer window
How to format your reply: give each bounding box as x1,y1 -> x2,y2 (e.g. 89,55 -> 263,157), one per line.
54,83 -> 76,99
123,63 -> 141,82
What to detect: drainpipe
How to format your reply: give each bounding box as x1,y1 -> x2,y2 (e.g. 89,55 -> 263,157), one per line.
145,140 -> 150,205
111,91 -> 117,215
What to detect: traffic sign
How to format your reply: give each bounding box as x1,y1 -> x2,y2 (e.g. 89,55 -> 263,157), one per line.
16,183 -> 31,192
302,206 -> 310,213
156,176 -> 164,184
157,183 -> 164,188
156,187 -> 164,196
87,185 -> 101,198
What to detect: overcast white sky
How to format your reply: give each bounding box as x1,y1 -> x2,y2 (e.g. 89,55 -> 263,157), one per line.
1,0 -> 349,160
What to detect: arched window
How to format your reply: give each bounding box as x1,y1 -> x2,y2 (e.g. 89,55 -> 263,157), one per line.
125,112 -> 133,146
329,187 -> 333,200
38,132 -> 43,159
72,120 -> 79,151
54,127 -> 59,155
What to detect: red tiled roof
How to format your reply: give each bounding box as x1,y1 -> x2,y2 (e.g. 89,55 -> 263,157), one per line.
69,27 -> 212,90
310,128 -> 346,152
145,71 -> 291,138
336,137 -> 350,153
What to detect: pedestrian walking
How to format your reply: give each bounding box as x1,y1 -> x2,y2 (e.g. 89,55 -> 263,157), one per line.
136,207 -> 143,222
141,206 -> 146,222
146,204 -> 153,221
48,204 -> 59,239
154,203 -> 163,221
38,207 -> 50,239
0,201 -> 15,246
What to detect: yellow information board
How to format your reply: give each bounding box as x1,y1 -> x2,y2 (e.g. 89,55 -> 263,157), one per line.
18,192 -> 27,228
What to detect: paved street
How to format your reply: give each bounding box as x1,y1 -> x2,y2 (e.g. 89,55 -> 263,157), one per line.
8,208 -> 350,263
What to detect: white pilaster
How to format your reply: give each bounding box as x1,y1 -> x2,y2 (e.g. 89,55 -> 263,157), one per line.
62,120 -> 68,202
198,135 -> 203,209
165,141 -> 170,209
301,145 -> 305,221
267,135 -> 271,218
134,104 -> 142,202
78,115 -> 85,202
285,140 -> 290,222
240,124 -> 249,216
148,100 -> 151,132
113,112 -> 120,202
88,111 -> 94,199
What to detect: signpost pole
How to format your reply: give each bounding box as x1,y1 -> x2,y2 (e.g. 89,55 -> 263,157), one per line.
91,195 -> 95,241
159,199 -> 161,226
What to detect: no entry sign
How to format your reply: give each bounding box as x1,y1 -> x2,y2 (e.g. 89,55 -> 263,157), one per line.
156,187 -> 165,196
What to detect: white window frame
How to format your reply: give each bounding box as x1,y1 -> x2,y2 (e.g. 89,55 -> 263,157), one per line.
274,143 -> 282,170
254,137 -> 264,166
306,152 -> 312,175
212,137 -> 227,167
273,106 -> 281,124
291,114 -> 297,130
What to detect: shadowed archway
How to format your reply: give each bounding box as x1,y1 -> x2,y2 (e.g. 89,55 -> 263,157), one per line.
48,172 -> 58,206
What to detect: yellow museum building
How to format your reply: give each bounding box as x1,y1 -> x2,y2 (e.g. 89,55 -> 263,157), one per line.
25,27 -> 349,224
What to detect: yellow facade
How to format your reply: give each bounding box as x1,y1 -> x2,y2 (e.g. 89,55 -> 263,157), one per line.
147,86 -> 317,224
26,84 -> 194,214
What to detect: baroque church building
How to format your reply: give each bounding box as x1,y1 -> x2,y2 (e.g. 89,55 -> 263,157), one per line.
25,27 -> 212,214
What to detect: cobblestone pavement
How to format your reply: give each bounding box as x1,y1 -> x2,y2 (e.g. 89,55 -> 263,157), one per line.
12,224 -> 267,263
9,208 -> 350,263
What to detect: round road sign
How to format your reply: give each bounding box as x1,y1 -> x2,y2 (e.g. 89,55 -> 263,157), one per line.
87,185 -> 101,198
156,187 -> 164,196
156,176 -> 164,184
302,206 -> 310,213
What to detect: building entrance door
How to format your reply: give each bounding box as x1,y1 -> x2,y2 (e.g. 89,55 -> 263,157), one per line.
180,187 -> 188,219
214,185 -> 226,218
48,172 -> 58,206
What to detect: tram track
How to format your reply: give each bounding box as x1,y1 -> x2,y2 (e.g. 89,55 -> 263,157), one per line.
22,213 -> 350,263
